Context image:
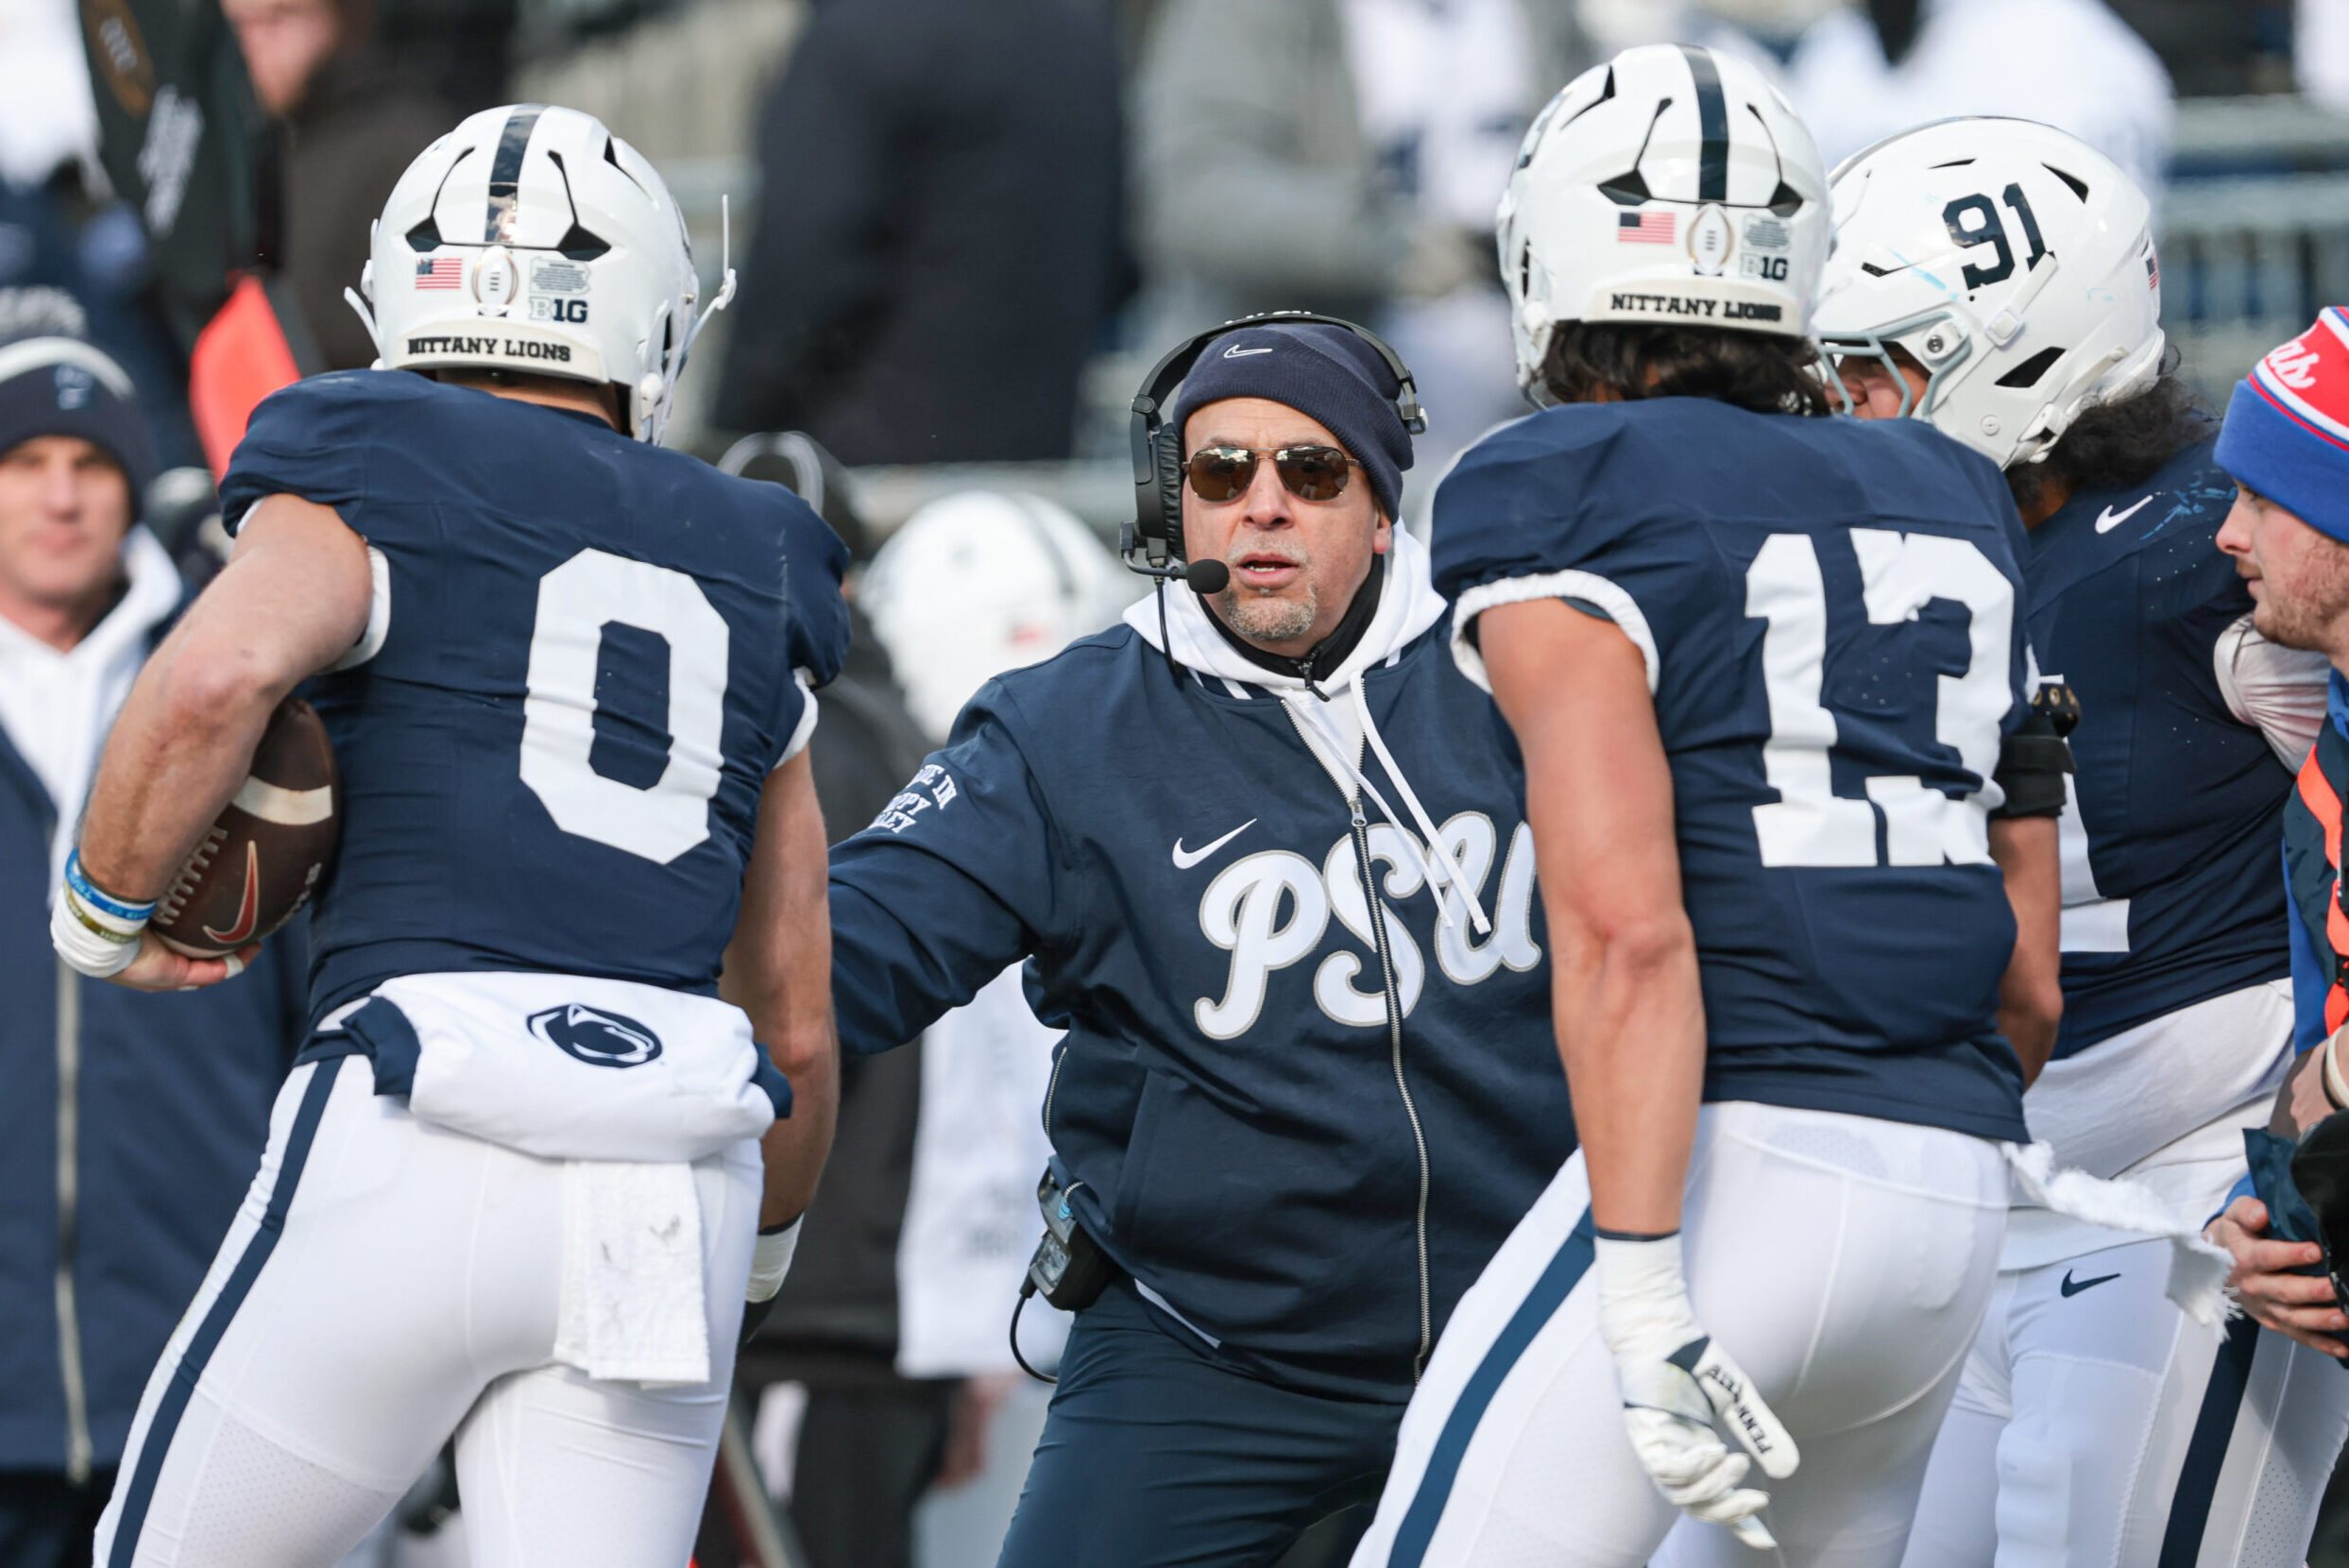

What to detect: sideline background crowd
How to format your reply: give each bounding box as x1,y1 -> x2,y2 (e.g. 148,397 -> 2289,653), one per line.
1,0 -> 2346,1565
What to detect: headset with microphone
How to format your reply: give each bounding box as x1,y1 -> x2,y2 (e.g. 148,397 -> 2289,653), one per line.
1120,310 -> 1426,600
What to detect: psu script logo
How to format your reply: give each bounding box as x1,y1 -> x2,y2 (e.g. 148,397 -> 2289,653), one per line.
528,1003 -> 663,1068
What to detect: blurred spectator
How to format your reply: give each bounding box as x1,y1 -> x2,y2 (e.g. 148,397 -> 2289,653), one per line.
711,0 -> 1129,464
858,492 -> 1133,1568
1680,0 -> 2173,201
2105,0 -> 2290,96
2304,0 -> 2349,113
1132,0 -> 1589,483
726,432 -> 941,1568
376,0 -> 518,115
224,0 -> 450,368
0,314 -> 305,1567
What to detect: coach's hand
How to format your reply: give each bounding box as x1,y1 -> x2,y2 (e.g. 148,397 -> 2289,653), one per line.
1595,1234 -> 1798,1551
2208,1197 -> 2349,1358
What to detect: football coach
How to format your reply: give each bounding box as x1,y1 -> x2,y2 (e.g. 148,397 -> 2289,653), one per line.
825,315 -> 1573,1567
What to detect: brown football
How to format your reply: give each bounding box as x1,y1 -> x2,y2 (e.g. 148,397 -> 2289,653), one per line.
152,697 -> 340,958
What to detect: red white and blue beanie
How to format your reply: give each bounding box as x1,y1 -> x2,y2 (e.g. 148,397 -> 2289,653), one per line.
2217,308 -> 2349,544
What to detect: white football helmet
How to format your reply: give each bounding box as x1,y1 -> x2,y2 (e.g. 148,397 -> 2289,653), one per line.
859,491 -> 1136,742
351,103 -> 733,444
1499,43 -> 1830,401
1813,118 -> 2163,469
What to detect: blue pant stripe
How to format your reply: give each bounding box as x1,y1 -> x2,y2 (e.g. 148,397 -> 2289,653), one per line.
108,1057 -> 345,1568
2155,1312 -> 2260,1568
1387,1207 -> 1594,1568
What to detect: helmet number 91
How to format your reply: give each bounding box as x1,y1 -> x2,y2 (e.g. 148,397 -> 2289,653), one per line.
1942,185 -> 2049,291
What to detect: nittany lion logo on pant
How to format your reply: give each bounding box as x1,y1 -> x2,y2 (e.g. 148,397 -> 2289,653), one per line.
528,1003 -> 664,1068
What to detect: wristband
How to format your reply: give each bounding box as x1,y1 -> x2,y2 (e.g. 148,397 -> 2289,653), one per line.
52,883 -> 144,978
65,851 -> 156,925
2324,1031 -> 2349,1116
53,852 -> 150,979
746,1217 -> 802,1304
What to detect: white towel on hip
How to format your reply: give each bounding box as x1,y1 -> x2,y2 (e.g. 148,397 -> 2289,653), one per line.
553,1160 -> 712,1387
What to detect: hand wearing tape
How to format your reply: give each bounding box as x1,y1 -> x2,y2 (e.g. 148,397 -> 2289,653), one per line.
52,851 -> 255,991
1595,1233 -> 1799,1551
738,1216 -> 802,1348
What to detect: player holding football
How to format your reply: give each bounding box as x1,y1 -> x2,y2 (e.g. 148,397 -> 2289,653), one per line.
53,106 -> 849,1567
1816,120 -> 2349,1568
1347,46 -> 2069,1567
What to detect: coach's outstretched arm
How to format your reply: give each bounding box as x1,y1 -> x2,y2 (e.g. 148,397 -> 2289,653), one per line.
74,495 -> 374,991
1480,594 -> 1797,1554
827,692 -> 1067,1057
725,750 -> 840,1229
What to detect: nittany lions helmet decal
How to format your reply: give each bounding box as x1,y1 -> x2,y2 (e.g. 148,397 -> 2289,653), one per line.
1498,43 -> 1829,400
1813,118 -> 2163,469
354,104 -> 733,445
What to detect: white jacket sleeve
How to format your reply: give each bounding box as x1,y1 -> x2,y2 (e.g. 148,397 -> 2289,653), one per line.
2213,614 -> 2332,771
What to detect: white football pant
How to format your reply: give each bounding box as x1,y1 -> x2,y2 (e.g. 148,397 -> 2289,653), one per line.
1349,1100 -> 2008,1568
1901,982 -> 2349,1568
93,1056 -> 760,1568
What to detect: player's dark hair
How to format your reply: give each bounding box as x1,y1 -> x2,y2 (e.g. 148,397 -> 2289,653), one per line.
1539,322 -> 1832,417
2007,356 -> 2208,517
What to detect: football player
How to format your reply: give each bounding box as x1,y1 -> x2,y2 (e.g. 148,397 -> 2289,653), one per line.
1815,121 -> 2349,1568
53,106 -> 849,1567
1348,46 -> 2068,1567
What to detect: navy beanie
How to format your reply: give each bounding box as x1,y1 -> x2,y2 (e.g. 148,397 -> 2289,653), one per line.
1167,324 -> 1414,521
0,332 -> 157,512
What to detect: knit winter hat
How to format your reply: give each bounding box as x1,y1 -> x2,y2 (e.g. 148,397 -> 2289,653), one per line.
2216,308 -> 2349,544
1168,323 -> 1415,521
0,290 -> 155,512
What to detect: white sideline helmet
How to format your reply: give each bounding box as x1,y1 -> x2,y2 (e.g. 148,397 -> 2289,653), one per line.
860,491 -> 1137,742
352,103 -> 733,445
1813,118 -> 2163,469
1499,43 -> 1830,401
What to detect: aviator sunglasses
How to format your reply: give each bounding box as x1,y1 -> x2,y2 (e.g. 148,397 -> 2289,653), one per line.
1183,444 -> 1362,503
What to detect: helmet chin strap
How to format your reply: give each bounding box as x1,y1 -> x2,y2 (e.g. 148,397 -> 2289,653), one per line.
680,195 -> 739,363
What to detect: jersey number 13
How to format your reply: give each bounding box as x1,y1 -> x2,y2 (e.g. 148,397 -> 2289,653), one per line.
1744,529 -> 2013,870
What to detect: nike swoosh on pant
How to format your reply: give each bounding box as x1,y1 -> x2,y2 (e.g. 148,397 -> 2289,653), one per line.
1172,819 -> 1257,870
2059,1270 -> 2121,1297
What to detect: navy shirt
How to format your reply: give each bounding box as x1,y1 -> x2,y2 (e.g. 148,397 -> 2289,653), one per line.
828,621 -> 1572,1398
2028,438 -> 2296,1054
1436,400 -> 2032,1144
220,371 -> 850,1023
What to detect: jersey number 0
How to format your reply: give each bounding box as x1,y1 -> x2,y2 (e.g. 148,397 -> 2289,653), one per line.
519,548 -> 731,863
1745,529 -> 2013,870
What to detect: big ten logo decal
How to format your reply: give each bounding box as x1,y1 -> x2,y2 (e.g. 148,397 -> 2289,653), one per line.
1194,815 -> 1541,1039
530,297 -> 588,323
874,764 -> 958,835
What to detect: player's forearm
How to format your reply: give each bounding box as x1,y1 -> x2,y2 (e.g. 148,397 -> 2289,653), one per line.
1988,815 -> 2063,1084
79,495 -> 370,898
1557,913 -> 1708,1236
77,633 -> 288,898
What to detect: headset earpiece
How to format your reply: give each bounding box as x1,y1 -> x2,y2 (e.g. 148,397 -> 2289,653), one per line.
1153,423 -> 1186,561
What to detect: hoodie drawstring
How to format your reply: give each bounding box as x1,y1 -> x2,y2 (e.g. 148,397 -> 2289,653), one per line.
1351,680 -> 1492,936
1281,689 -> 1492,936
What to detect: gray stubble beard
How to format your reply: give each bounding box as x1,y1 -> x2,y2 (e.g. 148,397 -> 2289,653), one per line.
1214,581 -> 1319,646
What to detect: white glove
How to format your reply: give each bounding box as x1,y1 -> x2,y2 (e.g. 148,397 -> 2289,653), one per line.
1594,1233 -> 1799,1551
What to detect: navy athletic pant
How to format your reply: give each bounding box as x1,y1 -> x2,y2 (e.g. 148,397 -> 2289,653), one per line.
995,1282 -> 1400,1568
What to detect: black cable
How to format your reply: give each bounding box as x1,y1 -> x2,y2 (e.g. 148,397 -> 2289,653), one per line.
1010,1282 -> 1056,1385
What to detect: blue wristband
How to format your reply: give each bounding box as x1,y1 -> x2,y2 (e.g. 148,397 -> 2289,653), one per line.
65,851 -> 155,923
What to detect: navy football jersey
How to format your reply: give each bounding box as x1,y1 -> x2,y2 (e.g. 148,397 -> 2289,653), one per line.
1436,400 -> 2033,1142
2030,437 -> 2296,1055
219,371 -> 849,1024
